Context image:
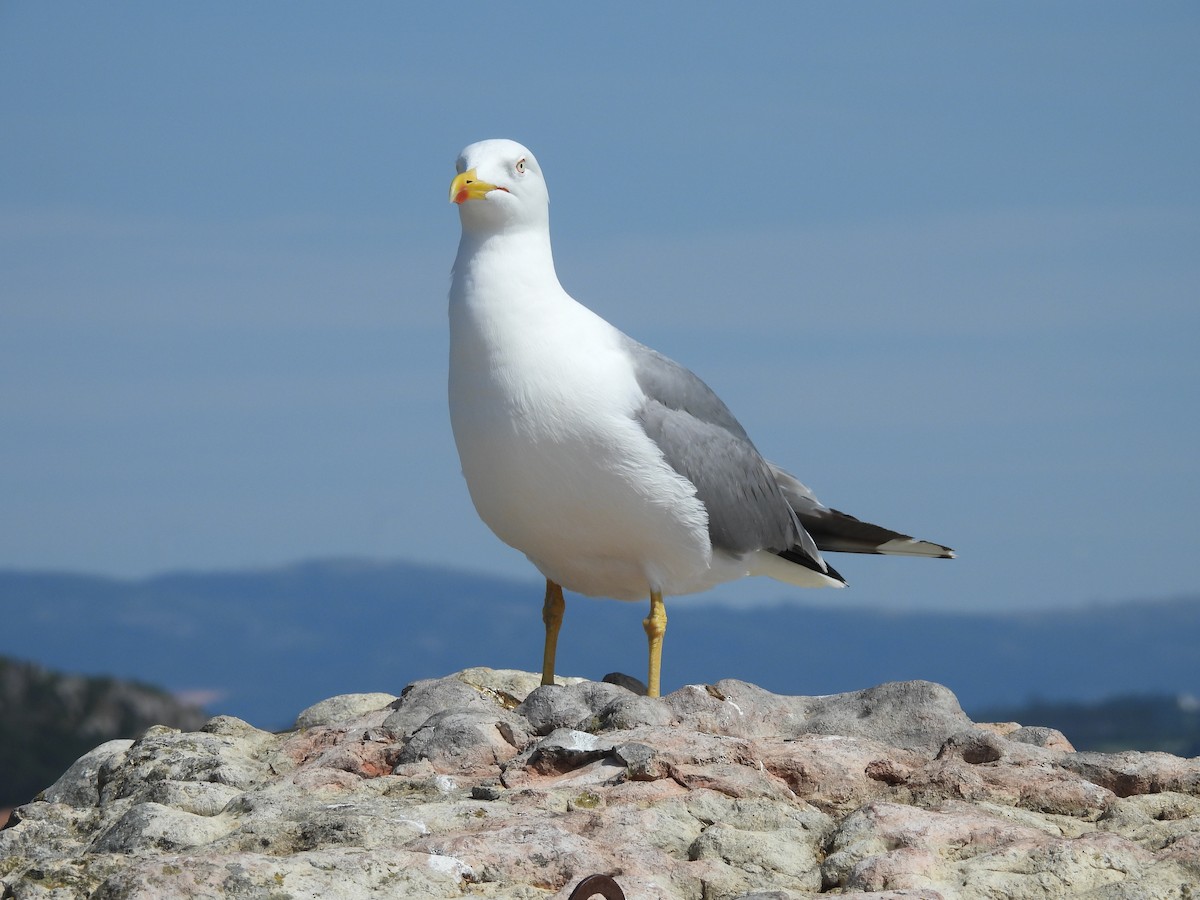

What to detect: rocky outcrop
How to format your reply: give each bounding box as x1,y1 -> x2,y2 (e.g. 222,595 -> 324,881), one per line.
2,668 -> 1198,899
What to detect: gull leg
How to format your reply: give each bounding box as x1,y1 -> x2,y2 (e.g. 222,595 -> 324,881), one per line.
541,579 -> 565,686
642,590 -> 667,698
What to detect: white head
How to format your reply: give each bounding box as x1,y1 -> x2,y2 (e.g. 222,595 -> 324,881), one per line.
450,139 -> 550,236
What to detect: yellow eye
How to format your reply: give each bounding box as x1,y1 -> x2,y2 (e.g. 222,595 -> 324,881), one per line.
515,158 -> 527,175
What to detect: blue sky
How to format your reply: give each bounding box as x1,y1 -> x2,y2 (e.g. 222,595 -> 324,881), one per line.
2,3 -> 1197,612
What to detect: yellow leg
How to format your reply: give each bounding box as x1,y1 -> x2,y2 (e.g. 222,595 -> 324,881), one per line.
642,590 -> 667,698
541,579 -> 565,686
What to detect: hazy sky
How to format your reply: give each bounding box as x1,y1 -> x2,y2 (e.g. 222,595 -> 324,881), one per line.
2,3 -> 1197,612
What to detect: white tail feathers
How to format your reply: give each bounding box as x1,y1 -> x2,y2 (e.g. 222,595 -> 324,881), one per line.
873,538 -> 956,558
748,550 -> 847,589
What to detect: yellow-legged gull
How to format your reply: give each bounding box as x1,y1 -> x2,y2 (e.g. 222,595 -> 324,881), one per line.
448,139 -> 953,697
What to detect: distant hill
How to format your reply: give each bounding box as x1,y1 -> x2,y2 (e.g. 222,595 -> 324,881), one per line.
1,559 -> 1196,730
0,657 -> 207,808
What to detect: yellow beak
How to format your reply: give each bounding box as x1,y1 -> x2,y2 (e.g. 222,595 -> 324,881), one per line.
450,168 -> 505,204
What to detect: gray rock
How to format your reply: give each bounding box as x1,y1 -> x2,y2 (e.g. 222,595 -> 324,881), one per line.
525,728 -> 617,773
663,679 -> 973,755
470,782 -> 504,801
664,680 -> 787,738
90,848 -> 474,900
97,721 -> 280,804
89,801 -> 236,853
594,693 -> 676,731
516,683 -> 603,735
294,692 -> 399,728
936,728 -> 1008,764
515,681 -> 638,734
797,680 -> 973,754
382,675 -> 501,739
3,668 -> 1198,900
614,741 -> 665,781
395,707 -> 530,771
0,799 -> 101,863
40,739 -> 133,808
134,779 -> 243,816
453,665 -> 582,703
601,671 -> 648,694
1007,724 -> 1074,750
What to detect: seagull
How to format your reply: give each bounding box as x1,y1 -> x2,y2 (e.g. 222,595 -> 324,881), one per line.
447,139 -> 953,698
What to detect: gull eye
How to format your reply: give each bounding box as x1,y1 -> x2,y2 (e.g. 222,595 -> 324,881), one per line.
514,158 -> 527,175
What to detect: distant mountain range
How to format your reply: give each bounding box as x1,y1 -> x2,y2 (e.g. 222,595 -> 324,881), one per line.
1,559 -> 1196,730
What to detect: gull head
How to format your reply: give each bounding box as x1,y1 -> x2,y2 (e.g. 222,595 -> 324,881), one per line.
450,139 -> 549,235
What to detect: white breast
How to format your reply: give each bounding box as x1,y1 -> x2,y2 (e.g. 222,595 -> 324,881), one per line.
448,265 -> 722,601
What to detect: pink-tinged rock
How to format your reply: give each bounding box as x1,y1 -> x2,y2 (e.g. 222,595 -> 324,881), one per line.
1158,830 -> 1200,873
288,765 -> 363,793
669,761 -> 797,801
506,754 -> 628,792
760,734 -> 925,812
906,756 -> 1116,818
278,719 -> 406,778
307,737 -> 397,779
277,723 -> 343,767
4,668 -> 1198,900
822,801 -> 1050,886
822,799 -> 1200,898
1061,749 -> 1200,797
1007,725 -> 1076,752
844,846 -> 941,892
975,721 -> 1076,752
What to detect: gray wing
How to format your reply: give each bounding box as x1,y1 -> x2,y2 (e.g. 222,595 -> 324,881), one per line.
768,465 -> 955,558
625,339 -> 751,440
623,337 -> 827,569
